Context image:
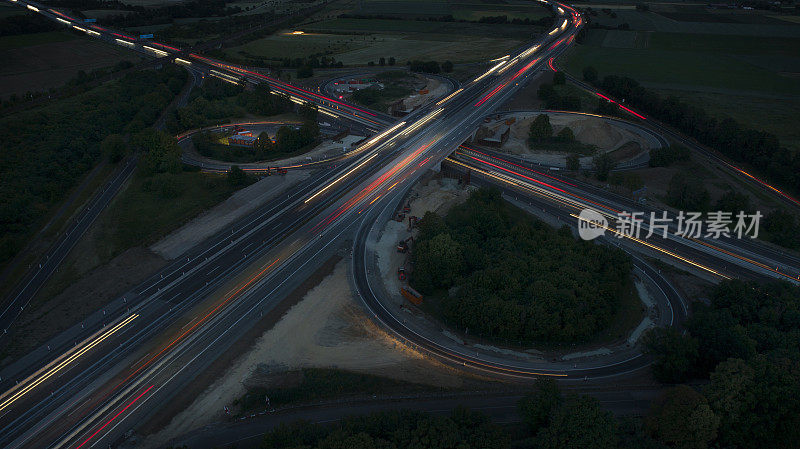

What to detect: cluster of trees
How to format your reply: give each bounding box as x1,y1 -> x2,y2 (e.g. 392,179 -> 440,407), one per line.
478,14 -> 554,27
537,81 -> 582,111
592,73 -> 800,194
408,60 -> 453,74
528,114 -> 595,156
643,279 -> 800,448
193,103 -> 319,162
0,66 -> 186,265
168,81 -> 292,134
648,144 -> 690,167
261,408 -> 508,449
411,188 -> 632,343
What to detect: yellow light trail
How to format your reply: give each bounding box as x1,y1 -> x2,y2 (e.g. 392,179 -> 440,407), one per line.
0,314 -> 139,413
448,157 -> 731,280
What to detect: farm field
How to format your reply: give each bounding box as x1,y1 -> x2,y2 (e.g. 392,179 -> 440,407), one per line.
0,31 -> 139,99
227,27 -> 523,64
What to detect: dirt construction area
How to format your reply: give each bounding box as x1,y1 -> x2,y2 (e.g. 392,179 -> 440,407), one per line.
141,258 -> 468,448
504,113 -> 652,154
376,177 -> 471,303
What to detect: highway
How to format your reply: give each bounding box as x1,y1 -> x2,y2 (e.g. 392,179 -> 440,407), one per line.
0,157 -> 136,341
1,2 -> 586,447
450,147 -> 800,283
1,0 -> 797,447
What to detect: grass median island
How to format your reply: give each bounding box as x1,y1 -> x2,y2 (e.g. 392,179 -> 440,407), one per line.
411,188 -> 632,345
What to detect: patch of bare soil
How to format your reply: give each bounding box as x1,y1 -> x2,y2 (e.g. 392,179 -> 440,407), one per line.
1,247 -> 166,366
139,256 -> 466,448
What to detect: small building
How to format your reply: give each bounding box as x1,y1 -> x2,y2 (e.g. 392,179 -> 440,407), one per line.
229,131 -> 257,147
474,123 -> 510,148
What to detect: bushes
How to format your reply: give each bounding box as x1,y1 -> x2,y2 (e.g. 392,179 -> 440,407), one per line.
411,188 -> 632,343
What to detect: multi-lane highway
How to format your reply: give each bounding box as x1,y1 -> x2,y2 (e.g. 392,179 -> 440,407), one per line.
1,2 -> 587,447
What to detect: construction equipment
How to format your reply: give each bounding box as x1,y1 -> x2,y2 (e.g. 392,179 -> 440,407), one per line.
400,286 -> 423,305
407,215 -> 418,231
397,236 -> 413,253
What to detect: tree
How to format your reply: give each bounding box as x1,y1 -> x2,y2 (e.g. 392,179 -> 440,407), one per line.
553,71 -> 566,85
227,165 -> 247,186
646,385 -> 719,449
528,114 -> 552,143
566,154 -> 580,171
518,377 -> 562,432
583,66 -> 598,83
137,129 -> 182,175
592,152 -> 616,181
666,173 -> 709,211
412,233 -> 464,291
714,189 -> 751,214
378,57 -> 385,66
557,126 -> 575,142
442,60 -> 453,73
388,56 -> 395,66
540,395 -> 619,449
643,327 -> 699,383
101,133 -> 128,162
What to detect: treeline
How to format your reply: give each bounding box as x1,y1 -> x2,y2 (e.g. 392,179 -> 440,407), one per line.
167,81 -> 292,134
643,279 -> 800,448
588,72 -> 800,193
408,60 -> 452,74
96,0 -> 241,28
411,188 -> 631,343
257,376 -> 741,449
0,66 -> 186,265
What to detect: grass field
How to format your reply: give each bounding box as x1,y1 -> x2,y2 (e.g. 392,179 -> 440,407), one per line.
228,27 -> 522,64
563,32 -> 800,96
0,31 -> 76,51
584,7 -> 800,37
97,170 -> 247,261
0,31 -> 138,99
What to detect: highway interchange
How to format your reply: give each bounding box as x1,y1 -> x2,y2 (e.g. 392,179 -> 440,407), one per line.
1,0 -> 798,448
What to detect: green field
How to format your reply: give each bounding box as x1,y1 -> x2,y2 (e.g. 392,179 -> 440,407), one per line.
228,27 -> 522,64
97,170 -> 246,261
564,31 -> 800,96
0,31 -> 76,51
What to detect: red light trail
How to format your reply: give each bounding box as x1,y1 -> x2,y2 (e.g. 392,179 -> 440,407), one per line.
75,385 -> 154,449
